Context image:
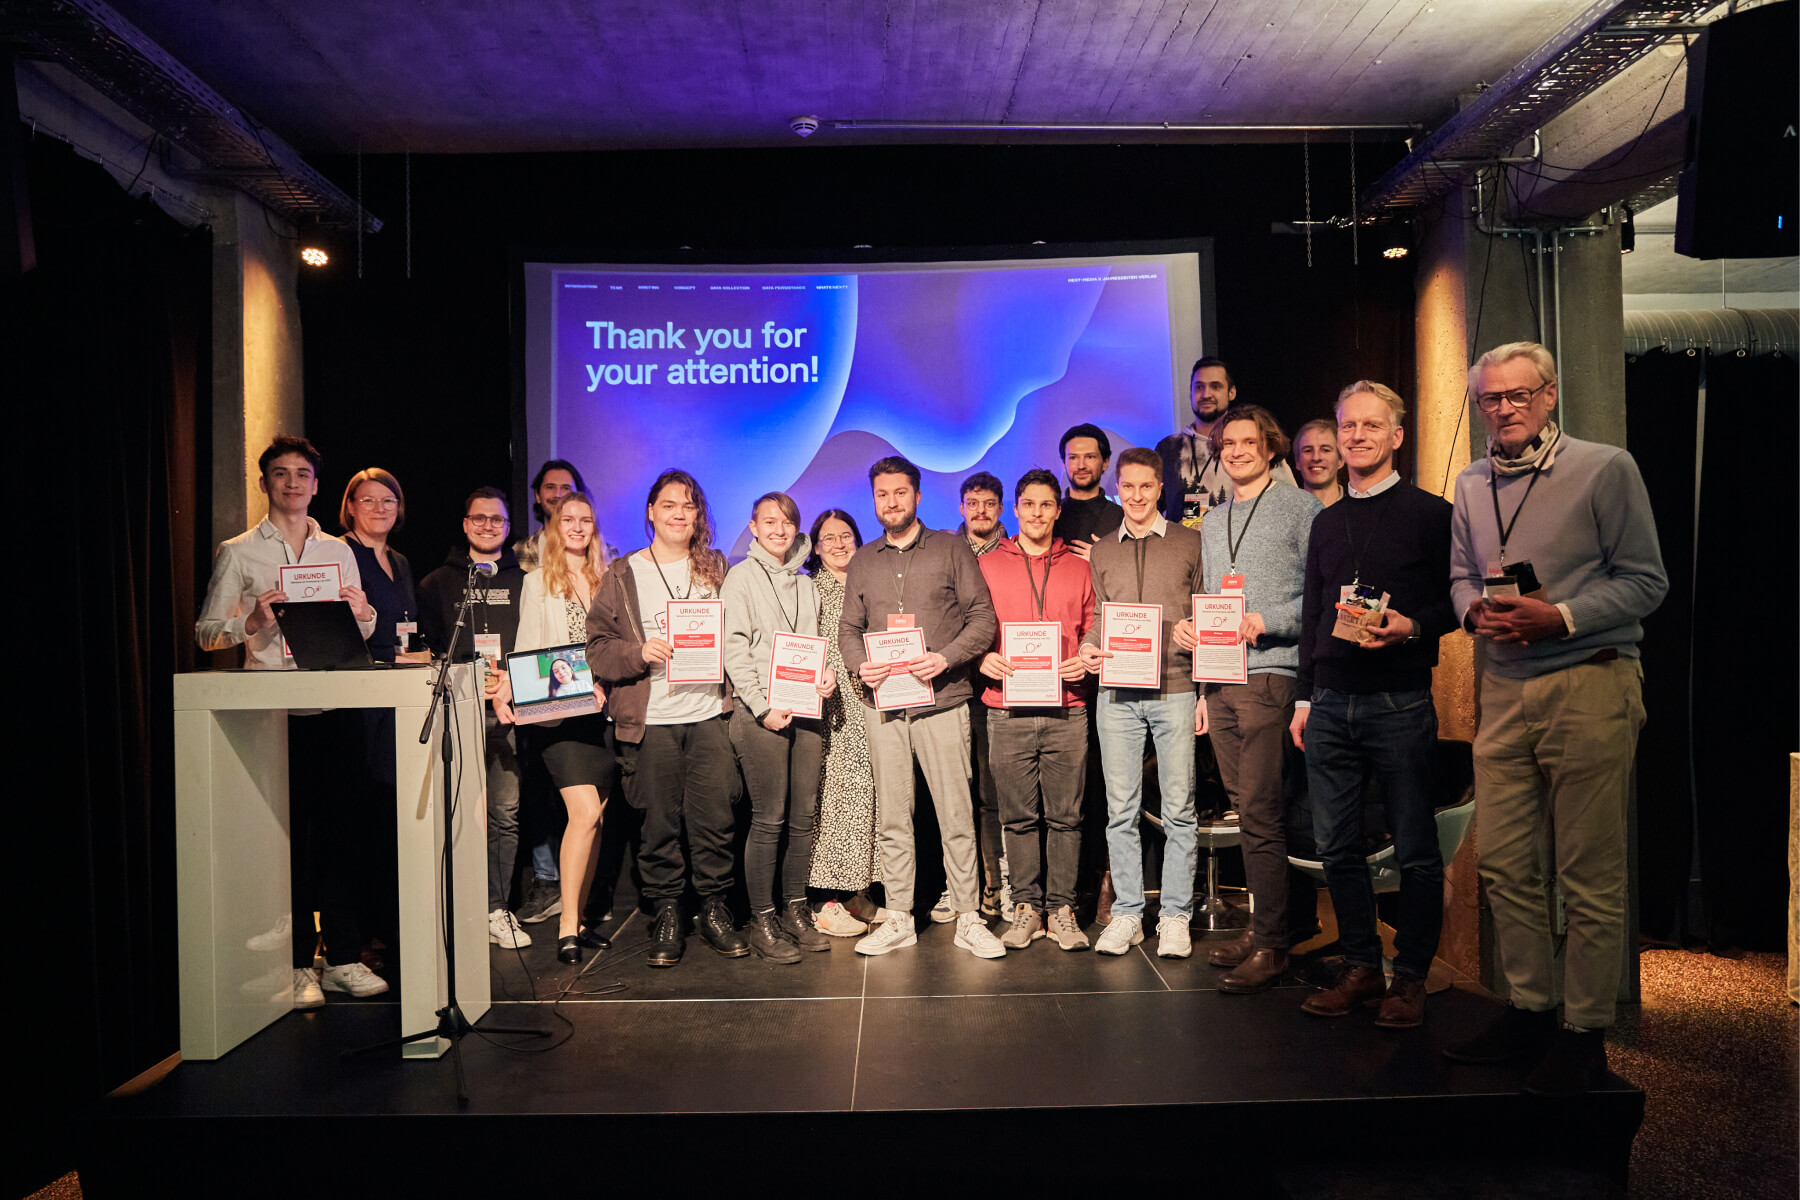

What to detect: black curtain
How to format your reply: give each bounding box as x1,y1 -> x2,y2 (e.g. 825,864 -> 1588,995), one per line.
1627,348 -> 1796,952
6,132 -> 207,1195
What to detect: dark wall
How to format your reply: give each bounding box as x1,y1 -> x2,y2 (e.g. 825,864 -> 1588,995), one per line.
298,143 -> 1415,558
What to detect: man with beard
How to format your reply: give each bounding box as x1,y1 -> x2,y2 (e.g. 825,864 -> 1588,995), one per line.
1053,423 -> 1124,559
1157,358 -> 1296,526
840,456 -> 1004,959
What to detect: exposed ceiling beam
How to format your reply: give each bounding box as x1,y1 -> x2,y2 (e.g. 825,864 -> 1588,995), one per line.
1,0 -> 378,230
1358,0 -> 1716,220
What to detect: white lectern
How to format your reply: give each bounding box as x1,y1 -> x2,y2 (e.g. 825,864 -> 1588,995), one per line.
174,664 -> 488,1060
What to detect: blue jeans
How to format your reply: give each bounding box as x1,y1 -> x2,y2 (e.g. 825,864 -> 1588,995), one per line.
1097,689 -> 1198,918
1306,686 -> 1443,978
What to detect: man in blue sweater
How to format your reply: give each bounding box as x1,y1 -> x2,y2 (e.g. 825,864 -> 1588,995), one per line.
1291,382 -> 1455,1026
1444,342 -> 1667,1095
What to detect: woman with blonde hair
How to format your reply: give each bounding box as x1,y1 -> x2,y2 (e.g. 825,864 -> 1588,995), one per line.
496,492 -> 613,964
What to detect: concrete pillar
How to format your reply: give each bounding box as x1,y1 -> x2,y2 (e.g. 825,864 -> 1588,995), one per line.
210,191 -> 305,553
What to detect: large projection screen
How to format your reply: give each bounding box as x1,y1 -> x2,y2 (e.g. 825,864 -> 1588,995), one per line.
520,243 -> 1210,558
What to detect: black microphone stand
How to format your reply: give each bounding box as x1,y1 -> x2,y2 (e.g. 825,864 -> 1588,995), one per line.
345,561 -> 548,1102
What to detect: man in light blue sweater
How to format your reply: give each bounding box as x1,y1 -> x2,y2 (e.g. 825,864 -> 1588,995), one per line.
1445,342 -> 1667,1096
1182,404 -> 1321,992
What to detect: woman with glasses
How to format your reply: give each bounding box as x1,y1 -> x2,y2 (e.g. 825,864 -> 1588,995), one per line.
802,509 -> 889,937
339,468 -> 419,662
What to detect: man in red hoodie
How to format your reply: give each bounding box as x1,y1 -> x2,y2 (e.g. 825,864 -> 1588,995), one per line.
978,469 -> 1099,951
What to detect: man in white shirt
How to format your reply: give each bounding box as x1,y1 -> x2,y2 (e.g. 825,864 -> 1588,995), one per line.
195,435 -> 385,1010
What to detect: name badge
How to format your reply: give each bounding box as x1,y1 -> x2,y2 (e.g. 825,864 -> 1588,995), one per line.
396,620 -> 417,652
1221,573 -> 1245,595
887,613 -> 916,630
474,633 -> 502,669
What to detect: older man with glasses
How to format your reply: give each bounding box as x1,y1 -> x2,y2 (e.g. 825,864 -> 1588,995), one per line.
1444,342 -> 1667,1095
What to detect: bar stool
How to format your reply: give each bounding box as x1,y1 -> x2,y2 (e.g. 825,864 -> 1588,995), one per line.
1195,818 -> 1249,931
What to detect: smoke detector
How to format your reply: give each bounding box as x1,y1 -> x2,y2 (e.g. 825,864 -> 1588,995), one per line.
790,115 -> 821,138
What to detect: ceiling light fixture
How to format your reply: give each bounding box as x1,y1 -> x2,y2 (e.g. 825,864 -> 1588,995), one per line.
1382,223 -> 1411,259
1619,207 -> 1636,254
301,246 -> 330,267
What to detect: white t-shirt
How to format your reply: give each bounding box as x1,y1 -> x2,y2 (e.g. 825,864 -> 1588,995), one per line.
629,553 -> 724,725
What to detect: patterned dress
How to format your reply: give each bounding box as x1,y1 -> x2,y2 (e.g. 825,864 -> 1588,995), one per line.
808,570 -> 881,889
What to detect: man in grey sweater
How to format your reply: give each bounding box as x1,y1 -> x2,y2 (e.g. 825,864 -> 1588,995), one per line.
1444,342 -> 1667,1095
840,456 -> 1004,960
1184,404 -> 1321,990
1080,447 -> 1206,958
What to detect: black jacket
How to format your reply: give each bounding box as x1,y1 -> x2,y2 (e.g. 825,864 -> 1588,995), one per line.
417,544 -> 526,659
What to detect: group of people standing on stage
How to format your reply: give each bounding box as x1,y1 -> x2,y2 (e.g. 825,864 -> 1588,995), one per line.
197,338 -> 1666,1098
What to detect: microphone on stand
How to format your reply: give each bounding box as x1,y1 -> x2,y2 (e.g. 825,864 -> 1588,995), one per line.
469,560 -> 497,578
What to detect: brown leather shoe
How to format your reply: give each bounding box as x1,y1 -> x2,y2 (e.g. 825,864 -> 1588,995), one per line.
1097,870 -> 1116,926
1219,947 -> 1288,994
1301,964 -> 1387,1016
1374,974 -> 1427,1029
1206,928 -> 1255,968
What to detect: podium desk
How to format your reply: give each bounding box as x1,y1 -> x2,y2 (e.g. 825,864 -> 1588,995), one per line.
174,665 -> 488,1060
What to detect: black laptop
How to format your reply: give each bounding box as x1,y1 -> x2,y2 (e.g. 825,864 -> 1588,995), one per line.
272,600 -> 377,669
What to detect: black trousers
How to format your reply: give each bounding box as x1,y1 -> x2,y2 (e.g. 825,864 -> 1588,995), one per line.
619,714 -> 738,906
288,710 -> 372,968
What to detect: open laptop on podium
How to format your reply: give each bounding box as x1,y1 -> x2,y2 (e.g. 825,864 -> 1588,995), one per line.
272,600 -> 378,669
503,644 -> 599,723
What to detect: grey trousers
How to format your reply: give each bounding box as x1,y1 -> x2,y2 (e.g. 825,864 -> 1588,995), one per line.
863,702 -> 979,913
988,707 -> 1089,911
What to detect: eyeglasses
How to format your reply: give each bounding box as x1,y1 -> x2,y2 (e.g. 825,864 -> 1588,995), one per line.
355,496 -> 398,509
1474,381 -> 1551,412
464,515 -> 509,528
817,533 -> 857,547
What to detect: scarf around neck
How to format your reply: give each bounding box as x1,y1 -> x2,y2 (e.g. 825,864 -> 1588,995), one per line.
1490,420 -> 1564,477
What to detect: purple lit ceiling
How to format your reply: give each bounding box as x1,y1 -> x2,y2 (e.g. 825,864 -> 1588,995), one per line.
100,0 -> 1598,153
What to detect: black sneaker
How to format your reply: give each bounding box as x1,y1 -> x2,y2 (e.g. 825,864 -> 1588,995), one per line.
747,910 -> 802,963
646,904 -> 683,968
1523,1027 -> 1608,1096
1443,1005 -> 1559,1064
780,899 -> 832,952
698,895 -> 750,958
516,877 -> 563,925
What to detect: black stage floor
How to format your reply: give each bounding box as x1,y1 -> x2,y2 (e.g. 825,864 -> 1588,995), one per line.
83,911 -> 1643,1198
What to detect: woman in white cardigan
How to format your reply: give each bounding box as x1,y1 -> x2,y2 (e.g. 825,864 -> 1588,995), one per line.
495,493 -> 614,964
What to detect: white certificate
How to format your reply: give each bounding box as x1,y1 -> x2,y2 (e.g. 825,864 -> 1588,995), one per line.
1099,602 -> 1163,689
766,632 -> 827,719
1190,594 -> 1248,684
1001,621 -> 1062,706
278,562 -> 341,603
862,628 -> 934,711
664,599 -> 725,684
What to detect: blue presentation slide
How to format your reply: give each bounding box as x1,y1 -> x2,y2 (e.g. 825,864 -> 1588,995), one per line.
523,251 -> 1203,558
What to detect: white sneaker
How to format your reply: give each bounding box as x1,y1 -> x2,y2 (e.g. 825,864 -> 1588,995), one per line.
955,911 -> 1007,960
1095,914 -> 1145,956
246,914 -> 292,952
1046,905 -> 1091,951
855,911 -> 918,956
929,891 -> 957,924
813,900 -> 868,937
292,967 -> 325,1009
489,908 -> 532,948
1156,914 -> 1192,958
320,961 -> 390,997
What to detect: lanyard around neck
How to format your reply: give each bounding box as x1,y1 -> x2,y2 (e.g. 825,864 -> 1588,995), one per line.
756,559 -> 798,632
1225,484 -> 1268,572
1022,549 -> 1052,620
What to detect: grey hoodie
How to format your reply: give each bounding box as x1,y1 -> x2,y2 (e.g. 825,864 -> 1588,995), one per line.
721,534 -> 820,719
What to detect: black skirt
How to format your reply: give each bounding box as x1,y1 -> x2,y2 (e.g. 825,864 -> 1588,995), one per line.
534,713 -> 617,794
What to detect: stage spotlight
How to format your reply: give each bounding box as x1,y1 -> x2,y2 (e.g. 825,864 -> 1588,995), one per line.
1382,223 -> 1410,259
1620,207 -> 1636,254
301,246 -> 330,267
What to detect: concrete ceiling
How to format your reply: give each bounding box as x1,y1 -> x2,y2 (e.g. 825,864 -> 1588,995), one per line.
100,0 -> 1605,154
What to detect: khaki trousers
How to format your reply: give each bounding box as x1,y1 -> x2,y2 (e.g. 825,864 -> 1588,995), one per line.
1473,656 -> 1645,1029
863,703 -> 979,913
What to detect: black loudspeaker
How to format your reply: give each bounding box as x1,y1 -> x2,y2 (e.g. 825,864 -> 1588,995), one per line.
1673,0 -> 1798,260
